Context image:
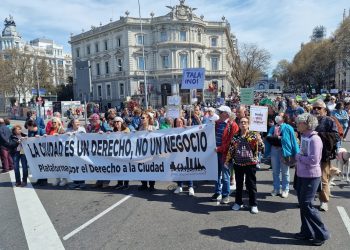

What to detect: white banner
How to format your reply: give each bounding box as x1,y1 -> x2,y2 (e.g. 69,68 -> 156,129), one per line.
22,125 -> 218,181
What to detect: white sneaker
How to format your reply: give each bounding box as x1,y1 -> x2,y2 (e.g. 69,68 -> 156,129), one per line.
52,178 -> 60,186
320,202 -> 328,212
174,187 -> 183,194
230,184 -> 236,191
232,203 -> 243,211
251,206 -> 259,214
59,178 -> 67,187
188,187 -> 195,196
281,190 -> 289,198
271,189 -> 280,196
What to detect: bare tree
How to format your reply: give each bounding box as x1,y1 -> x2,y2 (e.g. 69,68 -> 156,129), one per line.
272,59 -> 291,84
230,43 -> 271,88
0,49 -> 35,104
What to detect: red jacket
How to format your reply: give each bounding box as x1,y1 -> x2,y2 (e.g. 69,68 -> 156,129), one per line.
215,119 -> 239,160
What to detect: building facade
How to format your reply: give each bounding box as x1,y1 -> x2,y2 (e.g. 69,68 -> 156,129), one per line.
70,0 -> 237,109
0,15 -> 72,111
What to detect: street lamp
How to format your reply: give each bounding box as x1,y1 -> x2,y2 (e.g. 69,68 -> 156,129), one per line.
34,52 -> 42,118
138,0 -> 148,108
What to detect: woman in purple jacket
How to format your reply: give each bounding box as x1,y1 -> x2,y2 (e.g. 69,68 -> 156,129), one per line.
295,113 -> 330,246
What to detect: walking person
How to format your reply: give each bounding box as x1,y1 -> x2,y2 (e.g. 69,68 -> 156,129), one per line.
226,116 -> 264,214
0,118 -> 14,173
8,125 -> 28,187
267,114 -> 299,198
294,113 -> 330,246
211,106 -> 239,204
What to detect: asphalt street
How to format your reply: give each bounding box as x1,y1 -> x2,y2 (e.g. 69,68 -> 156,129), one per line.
0,119 -> 349,250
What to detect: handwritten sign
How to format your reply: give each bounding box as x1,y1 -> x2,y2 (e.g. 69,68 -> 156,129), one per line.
167,95 -> 181,119
181,68 -> 205,89
249,105 -> 268,132
240,88 -> 254,105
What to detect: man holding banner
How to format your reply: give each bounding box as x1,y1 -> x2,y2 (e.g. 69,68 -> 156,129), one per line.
212,105 -> 239,204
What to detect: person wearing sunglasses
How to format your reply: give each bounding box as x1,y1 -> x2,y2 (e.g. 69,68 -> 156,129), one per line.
312,100 -> 340,212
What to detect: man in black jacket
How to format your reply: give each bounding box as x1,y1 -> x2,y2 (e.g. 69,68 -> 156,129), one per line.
312,100 -> 340,212
0,118 -> 14,173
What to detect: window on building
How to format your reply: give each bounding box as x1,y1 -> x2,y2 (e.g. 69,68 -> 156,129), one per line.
180,31 -> 186,41
211,57 -> 218,70
160,31 -> 167,42
98,85 -> 102,98
95,42 -> 99,53
117,37 -> 121,47
180,54 -> 188,68
96,63 -> 100,75
211,37 -> 218,47
106,84 -> 111,98
76,48 -> 80,57
58,60 -> 63,65
120,83 -> 125,96
117,58 -> 123,71
138,57 -> 145,70
137,35 -> 144,45
105,61 -> 109,74
161,55 -> 169,68
197,31 -> 201,42
87,45 -> 90,55
197,56 -> 202,68
104,40 -> 108,50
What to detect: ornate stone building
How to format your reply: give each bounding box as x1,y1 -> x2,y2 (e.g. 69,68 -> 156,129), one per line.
0,16 -> 72,110
70,0 -> 237,109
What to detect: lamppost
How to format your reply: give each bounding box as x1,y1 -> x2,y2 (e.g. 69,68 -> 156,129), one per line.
34,52 -> 42,118
138,0 -> 148,108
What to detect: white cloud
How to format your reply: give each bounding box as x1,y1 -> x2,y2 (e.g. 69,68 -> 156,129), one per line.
1,0 -> 348,73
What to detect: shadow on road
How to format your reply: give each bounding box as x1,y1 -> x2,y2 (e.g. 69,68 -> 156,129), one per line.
199,225 -> 307,246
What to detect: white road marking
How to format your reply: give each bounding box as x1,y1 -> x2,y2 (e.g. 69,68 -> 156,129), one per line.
9,171 -> 65,250
63,194 -> 133,241
337,206 -> 350,236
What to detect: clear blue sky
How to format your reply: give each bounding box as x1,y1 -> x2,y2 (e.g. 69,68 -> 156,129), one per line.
1,0 -> 349,74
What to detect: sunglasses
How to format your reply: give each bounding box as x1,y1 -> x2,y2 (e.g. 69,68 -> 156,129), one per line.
141,117 -> 147,120
313,107 -> 323,110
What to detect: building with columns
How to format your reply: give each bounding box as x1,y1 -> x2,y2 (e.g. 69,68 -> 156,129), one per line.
70,0 -> 237,109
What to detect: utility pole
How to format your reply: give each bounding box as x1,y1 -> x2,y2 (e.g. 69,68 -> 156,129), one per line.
138,0 -> 148,109
35,53 -> 42,118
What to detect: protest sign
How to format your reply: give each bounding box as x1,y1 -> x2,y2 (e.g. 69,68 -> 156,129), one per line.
181,68 -> 205,89
249,105 -> 268,132
166,95 -> 181,119
330,89 -> 338,94
22,125 -> 218,181
240,88 -> 254,105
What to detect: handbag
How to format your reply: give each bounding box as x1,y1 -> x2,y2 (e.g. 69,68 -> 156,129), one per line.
281,155 -> 296,166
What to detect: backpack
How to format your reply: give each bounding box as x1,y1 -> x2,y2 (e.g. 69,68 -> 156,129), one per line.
331,116 -> 344,139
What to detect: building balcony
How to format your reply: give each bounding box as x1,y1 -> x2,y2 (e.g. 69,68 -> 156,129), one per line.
132,69 -> 228,77
92,71 -> 125,80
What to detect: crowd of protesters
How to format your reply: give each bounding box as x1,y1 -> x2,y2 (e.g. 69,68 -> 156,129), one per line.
2,92 -> 350,246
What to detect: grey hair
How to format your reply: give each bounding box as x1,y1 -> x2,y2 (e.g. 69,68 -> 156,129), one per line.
296,113 -> 318,130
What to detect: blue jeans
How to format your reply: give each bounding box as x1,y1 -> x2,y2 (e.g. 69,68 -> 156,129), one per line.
271,146 -> 290,192
11,152 -> 28,184
214,153 -> 230,197
296,177 -> 330,240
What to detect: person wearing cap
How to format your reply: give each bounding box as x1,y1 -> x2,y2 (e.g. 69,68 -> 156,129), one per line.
312,99 -> 340,212
326,96 -> 337,112
113,117 -> 131,190
211,105 -> 239,204
203,107 -> 219,124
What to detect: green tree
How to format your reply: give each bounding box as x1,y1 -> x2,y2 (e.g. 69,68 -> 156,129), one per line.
56,77 -> 74,101
272,59 -> 291,84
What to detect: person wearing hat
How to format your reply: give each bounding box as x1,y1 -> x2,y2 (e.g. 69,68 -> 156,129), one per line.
326,96 -> 337,112
211,105 -> 239,204
312,99 -> 340,212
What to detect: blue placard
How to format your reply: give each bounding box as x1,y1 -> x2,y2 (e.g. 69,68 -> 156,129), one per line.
181,68 -> 205,89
